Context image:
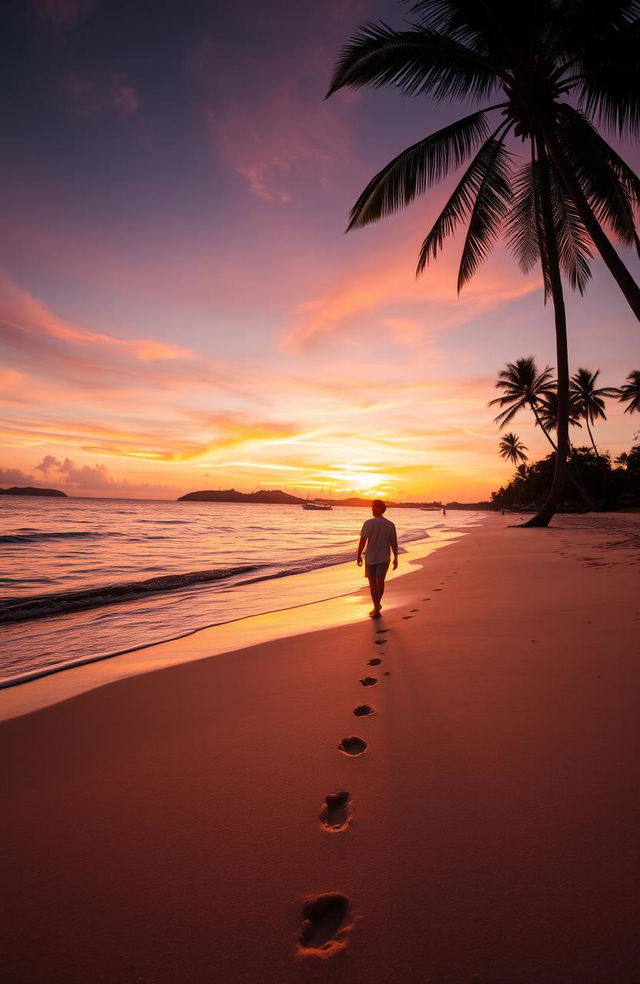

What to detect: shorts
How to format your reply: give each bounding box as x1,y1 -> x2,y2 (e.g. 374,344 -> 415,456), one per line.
365,561 -> 390,578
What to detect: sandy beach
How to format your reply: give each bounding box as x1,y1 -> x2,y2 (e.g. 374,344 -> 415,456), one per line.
2,512 -> 640,984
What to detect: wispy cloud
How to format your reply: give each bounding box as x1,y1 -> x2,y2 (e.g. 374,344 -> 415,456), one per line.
284,242 -> 541,350
202,80 -> 350,204
62,71 -> 140,119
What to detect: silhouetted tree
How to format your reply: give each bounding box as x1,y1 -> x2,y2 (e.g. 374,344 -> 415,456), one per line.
490,357 -> 556,447
498,432 -> 528,467
327,1 -> 640,527
569,368 -> 618,457
618,370 -> 640,415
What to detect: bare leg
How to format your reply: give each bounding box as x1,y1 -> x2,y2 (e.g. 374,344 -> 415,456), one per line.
367,575 -> 382,615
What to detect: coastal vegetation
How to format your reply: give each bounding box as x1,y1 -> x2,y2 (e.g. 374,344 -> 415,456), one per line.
489,355 -> 640,509
327,0 -> 640,528
491,444 -> 640,510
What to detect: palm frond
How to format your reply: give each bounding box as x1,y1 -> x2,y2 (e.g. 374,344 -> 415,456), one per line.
505,154 -> 554,298
548,165 -> 594,293
457,134 -> 513,291
347,110 -> 491,230
409,0 -> 548,63
576,16 -> 640,136
555,105 -> 640,248
505,162 -> 540,275
326,22 -> 500,102
491,399 -> 527,428
416,131 -> 509,274
618,369 -> 640,413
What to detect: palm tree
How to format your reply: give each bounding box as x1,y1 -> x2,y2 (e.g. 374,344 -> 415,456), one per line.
499,432 -> 528,466
327,0 -> 640,526
489,357 -> 557,447
569,367 -> 619,456
618,370 -> 640,414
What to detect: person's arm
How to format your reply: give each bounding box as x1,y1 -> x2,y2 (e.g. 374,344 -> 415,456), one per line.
357,534 -> 367,566
391,526 -> 398,570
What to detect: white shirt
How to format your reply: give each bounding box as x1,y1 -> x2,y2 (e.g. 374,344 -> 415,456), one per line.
360,516 -> 398,564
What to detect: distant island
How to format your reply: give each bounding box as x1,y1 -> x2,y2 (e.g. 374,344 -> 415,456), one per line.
178,488 -> 305,504
178,488 -> 492,509
0,486 -> 67,497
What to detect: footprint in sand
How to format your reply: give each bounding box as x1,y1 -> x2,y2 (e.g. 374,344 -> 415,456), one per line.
410,608 -> 419,613
384,671 -> 391,676
353,705 -> 374,717
320,791 -> 352,832
402,615 -> 413,620
374,639 -> 387,645
433,588 -> 442,592
376,628 -> 390,634
368,657 -> 382,666
338,736 -> 367,756
298,893 -> 352,956
360,676 -> 377,687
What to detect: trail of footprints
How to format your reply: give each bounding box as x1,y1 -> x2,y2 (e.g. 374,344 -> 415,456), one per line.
298,570 -> 459,956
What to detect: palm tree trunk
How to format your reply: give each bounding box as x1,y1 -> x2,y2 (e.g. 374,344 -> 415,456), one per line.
531,398 -> 594,510
543,128 -> 640,323
585,417 -> 608,508
523,141 -> 570,528
585,418 -> 599,458
530,403 -> 558,451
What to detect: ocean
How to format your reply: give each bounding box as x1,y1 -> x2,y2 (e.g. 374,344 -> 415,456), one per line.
0,496 -> 477,687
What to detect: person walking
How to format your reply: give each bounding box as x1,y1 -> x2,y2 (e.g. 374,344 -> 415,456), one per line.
357,499 -> 398,618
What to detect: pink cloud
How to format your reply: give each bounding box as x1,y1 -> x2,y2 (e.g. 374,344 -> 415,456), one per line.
284,239 -> 541,350
0,272 -> 193,368
203,82 -> 351,204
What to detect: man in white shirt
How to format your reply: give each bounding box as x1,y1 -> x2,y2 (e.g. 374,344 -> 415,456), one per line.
357,499 -> 398,619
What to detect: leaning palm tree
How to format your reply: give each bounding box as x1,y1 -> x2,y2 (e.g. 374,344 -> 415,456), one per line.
490,357 -> 557,447
327,0 -> 640,526
618,369 -> 640,414
499,432 -> 528,466
569,367 -> 618,456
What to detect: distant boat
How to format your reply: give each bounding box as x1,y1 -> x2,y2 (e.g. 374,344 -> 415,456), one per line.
302,487 -> 332,511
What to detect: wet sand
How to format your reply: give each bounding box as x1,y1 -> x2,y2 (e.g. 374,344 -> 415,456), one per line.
2,513 -> 639,983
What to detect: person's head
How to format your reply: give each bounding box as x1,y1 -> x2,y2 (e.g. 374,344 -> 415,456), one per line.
371,499 -> 386,517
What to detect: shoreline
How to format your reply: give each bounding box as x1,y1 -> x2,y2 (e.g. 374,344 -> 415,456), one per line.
0,524 -> 470,720
2,512 -> 639,983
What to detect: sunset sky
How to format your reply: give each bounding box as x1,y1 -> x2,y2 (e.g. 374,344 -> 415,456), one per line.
2,0 -> 639,501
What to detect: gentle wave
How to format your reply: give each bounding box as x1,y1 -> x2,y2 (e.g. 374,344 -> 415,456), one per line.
0,529 -> 429,626
0,565 -> 263,623
0,530 -> 117,544
0,531 -> 445,691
